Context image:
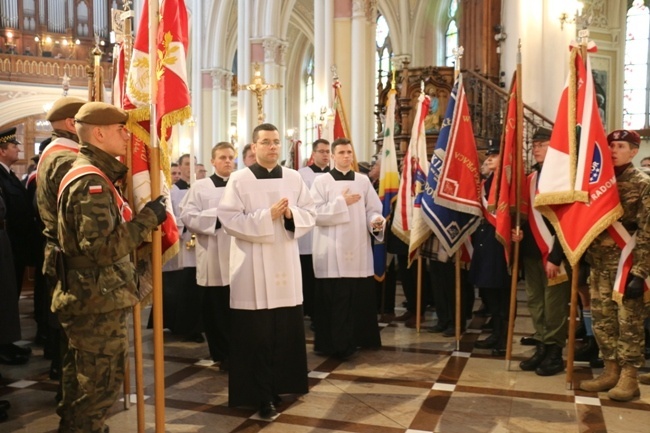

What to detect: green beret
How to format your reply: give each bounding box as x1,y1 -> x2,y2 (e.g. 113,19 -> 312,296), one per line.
75,102 -> 128,125
46,97 -> 86,122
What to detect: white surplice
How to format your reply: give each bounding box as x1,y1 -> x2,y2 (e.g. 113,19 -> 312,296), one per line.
219,166 -> 316,310
178,176 -> 230,287
297,166 -> 328,255
310,172 -> 384,278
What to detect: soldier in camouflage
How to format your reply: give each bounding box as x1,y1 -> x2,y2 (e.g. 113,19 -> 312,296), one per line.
54,102 -> 167,433
580,129 -> 650,402
35,96 -> 85,407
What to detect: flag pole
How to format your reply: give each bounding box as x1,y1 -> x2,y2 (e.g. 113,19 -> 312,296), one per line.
119,2 -> 147,428
147,0 -> 166,430
565,27 -> 591,390
505,41 -> 523,370
452,47 -> 463,350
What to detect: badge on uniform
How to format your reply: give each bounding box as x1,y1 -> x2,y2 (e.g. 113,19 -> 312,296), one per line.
89,185 -> 103,194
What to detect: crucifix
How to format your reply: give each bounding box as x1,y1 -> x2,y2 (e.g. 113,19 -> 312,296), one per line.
238,63 -> 283,124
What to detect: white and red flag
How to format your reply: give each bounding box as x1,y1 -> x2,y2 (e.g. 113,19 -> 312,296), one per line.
534,42 -> 622,266
118,0 -> 193,267
392,93 -> 431,264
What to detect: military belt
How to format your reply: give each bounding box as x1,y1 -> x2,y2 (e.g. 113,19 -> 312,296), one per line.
64,254 -> 130,270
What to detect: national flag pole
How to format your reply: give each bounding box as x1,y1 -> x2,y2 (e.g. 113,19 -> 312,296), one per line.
505,41 -> 524,370
452,47 -> 463,350
147,0 -> 165,430
564,27 -> 593,390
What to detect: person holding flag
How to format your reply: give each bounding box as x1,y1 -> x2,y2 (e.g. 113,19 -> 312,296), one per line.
54,102 -> 168,433
517,126 -> 571,376
471,143 -> 512,356
579,129 -> 650,402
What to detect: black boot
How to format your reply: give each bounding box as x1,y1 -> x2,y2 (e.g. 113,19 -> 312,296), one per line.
535,344 -> 565,376
520,343 -> 547,371
491,324 -> 508,356
476,317 -> 501,349
574,336 -> 599,362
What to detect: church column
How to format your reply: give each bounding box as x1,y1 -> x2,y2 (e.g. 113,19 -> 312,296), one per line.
314,0 -> 335,111
261,36 -> 284,129
209,68 -> 233,148
237,0 -> 254,161
349,0 -> 375,160
190,0 -> 203,162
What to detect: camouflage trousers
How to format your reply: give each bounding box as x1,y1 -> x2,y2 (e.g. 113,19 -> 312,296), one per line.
590,265 -> 646,368
57,308 -> 129,433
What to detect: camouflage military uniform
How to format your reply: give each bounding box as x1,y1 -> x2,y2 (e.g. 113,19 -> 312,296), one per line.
36,130 -> 79,281
35,130 -> 80,426
54,142 -> 159,433
586,165 -> 650,369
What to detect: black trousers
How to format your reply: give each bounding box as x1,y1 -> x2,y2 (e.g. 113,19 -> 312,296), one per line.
201,286 -> 231,362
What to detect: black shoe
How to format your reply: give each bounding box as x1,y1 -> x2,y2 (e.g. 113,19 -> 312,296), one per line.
574,336 -> 599,362
520,335 -> 540,346
475,333 -> 498,349
0,343 -> 31,357
273,394 -> 282,406
218,359 -> 229,372
520,343 -> 547,371
259,401 -> 278,419
0,352 -> 28,365
427,323 -> 447,333
491,347 -> 506,356
535,344 -> 565,376
0,401 -> 10,411
442,326 -> 464,337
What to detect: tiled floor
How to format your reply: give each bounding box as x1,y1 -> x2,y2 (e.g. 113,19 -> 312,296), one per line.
1,287 -> 649,433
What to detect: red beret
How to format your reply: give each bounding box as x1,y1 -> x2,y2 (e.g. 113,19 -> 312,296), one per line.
607,129 -> 641,147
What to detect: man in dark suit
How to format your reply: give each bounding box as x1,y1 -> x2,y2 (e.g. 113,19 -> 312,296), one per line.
0,127 -> 35,294
0,127 -> 33,364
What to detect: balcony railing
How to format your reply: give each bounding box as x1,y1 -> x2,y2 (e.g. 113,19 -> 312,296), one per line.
0,53 -> 112,89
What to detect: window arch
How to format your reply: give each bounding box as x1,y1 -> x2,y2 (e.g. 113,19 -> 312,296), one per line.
445,0 -> 459,67
302,54 -> 315,147
375,13 -> 393,138
623,0 -> 650,130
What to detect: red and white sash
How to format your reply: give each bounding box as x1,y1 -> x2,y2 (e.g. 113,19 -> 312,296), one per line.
607,221 -> 649,303
58,165 -> 133,222
36,138 -> 79,172
527,171 -> 568,285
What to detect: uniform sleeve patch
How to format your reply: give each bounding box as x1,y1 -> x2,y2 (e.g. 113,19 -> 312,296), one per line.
89,185 -> 103,194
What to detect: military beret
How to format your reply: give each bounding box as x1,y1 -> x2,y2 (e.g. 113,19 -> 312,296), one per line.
607,129 -> 641,147
46,96 -> 86,122
75,102 -> 128,125
532,126 -> 552,141
0,127 -> 19,145
485,138 -> 500,156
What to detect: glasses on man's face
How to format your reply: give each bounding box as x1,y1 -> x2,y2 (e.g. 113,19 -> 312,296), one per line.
257,140 -> 280,147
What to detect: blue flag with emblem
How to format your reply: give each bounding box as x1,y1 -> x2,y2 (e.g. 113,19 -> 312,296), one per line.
421,77 -> 481,255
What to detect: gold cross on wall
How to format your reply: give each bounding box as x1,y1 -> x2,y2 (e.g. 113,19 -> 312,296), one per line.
238,63 -> 283,124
